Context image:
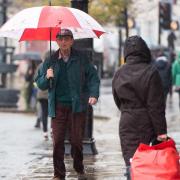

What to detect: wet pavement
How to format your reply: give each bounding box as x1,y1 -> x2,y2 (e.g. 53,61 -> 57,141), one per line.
0,112 -> 52,180
1,78 -> 180,180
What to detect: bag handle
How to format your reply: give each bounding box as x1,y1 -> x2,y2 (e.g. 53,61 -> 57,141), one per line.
150,136 -> 170,146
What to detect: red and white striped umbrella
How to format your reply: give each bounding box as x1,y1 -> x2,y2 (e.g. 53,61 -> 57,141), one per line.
0,6 -> 105,41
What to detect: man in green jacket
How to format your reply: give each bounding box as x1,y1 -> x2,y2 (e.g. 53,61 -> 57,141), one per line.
35,29 -> 100,180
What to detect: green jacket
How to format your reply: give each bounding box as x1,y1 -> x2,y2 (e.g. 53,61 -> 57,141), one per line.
34,49 -> 100,117
172,52 -> 180,86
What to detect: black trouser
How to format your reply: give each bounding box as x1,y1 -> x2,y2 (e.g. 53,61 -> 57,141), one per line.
51,103 -> 86,178
125,166 -> 131,180
178,90 -> 180,110
39,99 -> 48,132
26,83 -> 33,109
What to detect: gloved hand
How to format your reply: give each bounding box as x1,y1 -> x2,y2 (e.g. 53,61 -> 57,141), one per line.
157,134 -> 168,141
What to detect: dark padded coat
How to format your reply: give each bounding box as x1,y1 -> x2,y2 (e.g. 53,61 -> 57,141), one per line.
112,36 -> 167,166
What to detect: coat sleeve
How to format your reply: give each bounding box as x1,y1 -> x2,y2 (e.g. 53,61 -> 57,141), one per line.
34,60 -> 49,90
112,72 -> 121,110
146,70 -> 167,135
84,59 -> 100,99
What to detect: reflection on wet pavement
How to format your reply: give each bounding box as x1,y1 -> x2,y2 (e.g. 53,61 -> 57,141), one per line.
17,113 -> 126,179
1,81 -> 180,180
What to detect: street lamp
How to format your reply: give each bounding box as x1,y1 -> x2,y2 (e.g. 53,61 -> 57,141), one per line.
67,0 -> 97,155
71,0 -> 93,50
71,0 -> 88,13
0,0 -> 19,107
119,7 -> 134,66
0,0 -> 8,87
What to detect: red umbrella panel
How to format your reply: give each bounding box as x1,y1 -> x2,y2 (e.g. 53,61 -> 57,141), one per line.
0,6 -> 105,41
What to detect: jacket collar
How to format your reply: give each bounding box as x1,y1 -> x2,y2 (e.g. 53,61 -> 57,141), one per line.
52,48 -> 78,62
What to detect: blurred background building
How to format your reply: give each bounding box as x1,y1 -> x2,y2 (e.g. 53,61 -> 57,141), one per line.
0,0 -> 180,100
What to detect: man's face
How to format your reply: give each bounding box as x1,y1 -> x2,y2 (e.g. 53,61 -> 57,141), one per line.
56,36 -> 74,51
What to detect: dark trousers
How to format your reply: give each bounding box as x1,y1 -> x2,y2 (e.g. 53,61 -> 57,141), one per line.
125,166 -> 131,180
178,90 -> 180,110
51,104 -> 86,178
39,99 -> 48,132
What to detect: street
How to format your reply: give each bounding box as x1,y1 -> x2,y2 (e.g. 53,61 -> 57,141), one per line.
0,1 -> 179,180
0,112 -> 49,179
0,79 -> 180,179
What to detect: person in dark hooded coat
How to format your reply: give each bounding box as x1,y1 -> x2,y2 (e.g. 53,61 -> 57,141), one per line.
112,36 -> 167,180
154,54 -> 172,104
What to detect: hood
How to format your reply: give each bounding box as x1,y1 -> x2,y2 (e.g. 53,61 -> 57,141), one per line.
124,36 -> 151,63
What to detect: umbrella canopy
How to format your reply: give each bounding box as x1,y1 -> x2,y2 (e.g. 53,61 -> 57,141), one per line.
0,6 -> 105,41
12,51 -> 42,61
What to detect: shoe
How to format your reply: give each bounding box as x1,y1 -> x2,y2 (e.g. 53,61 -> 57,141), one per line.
44,132 -> 49,141
77,172 -> 87,180
34,123 -> 40,128
34,118 -> 41,128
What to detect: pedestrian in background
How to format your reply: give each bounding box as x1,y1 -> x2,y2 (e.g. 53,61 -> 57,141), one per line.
35,73 -> 48,140
154,52 -> 172,104
24,61 -> 39,110
34,52 -> 54,137
37,88 -> 48,140
34,101 -> 41,128
35,29 -> 100,180
169,51 -> 176,98
24,61 -> 36,110
172,52 -> 180,110
112,36 -> 167,180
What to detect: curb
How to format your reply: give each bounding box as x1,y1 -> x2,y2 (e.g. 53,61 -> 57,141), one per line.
0,108 -> 110,120
0,108 -> 35,114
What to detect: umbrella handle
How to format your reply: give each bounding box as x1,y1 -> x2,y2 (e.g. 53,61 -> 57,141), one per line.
49,77 -> 53,89
49,66 -> 53,89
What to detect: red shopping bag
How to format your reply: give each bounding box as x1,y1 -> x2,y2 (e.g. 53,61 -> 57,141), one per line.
131,138 -> 180,180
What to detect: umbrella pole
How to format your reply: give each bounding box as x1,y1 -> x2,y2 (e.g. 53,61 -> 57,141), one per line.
49,0 -> 51,58
49,0 -> 53,88
49,28 -> 52,58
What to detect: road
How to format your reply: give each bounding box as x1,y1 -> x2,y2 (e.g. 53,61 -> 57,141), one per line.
0,79 -> 180,179
0,112 -> 51,180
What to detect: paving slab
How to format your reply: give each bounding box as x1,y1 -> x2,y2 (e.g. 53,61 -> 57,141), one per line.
2,79 -> 180,180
